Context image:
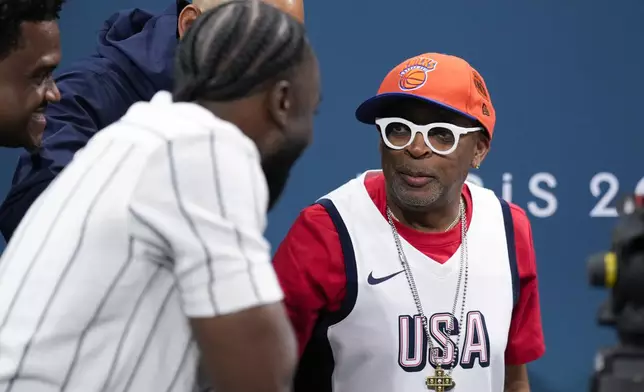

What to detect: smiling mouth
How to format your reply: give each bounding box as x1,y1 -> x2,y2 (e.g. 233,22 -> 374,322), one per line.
32,111 -> 46,121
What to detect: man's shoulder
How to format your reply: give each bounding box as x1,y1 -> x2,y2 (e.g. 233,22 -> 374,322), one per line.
467,182 -> 532,228
119,95 -> 256,152
506,201 -> 532,238
503,201 -> 537,276
47,56 -> 144,130
277,203 -> 343,268
466,182 -> 534,251
292,171 -> 385,239
300,201 -> 333,216
290,199 -> 351,245
317,170 -> 384,203
56,55 -> 116,78
53,2 -> 179,103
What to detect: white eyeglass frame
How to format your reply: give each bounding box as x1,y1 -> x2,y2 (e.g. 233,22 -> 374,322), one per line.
375,117 -> 482,156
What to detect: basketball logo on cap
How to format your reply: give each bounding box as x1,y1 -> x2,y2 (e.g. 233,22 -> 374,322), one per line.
398,56 -> 438,91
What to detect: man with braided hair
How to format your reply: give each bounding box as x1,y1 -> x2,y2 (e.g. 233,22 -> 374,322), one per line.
0,2 -> 321,391
0,0 -> 305,240
0,0 -> 64,150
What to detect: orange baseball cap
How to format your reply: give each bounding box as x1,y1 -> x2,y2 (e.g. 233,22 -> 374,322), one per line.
355,53 -> 496,138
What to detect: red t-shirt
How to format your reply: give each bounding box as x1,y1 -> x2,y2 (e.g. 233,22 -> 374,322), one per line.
273,172 -> 545,365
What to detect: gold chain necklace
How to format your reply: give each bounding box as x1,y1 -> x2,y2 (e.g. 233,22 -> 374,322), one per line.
443,202 -> 462,232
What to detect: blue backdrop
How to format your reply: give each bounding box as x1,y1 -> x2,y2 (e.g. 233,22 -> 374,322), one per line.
2,1 -> 643,391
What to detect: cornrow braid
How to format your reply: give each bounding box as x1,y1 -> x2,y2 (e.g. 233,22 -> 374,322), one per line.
174,0 -> 309,102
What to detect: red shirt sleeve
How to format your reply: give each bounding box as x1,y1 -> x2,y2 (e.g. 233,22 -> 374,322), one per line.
504,203 -> 546,365
272,204 -> 346,356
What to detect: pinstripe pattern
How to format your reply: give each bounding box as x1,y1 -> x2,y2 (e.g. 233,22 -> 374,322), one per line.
0,141 -> 116,338
59,236 -> 136,391
4,145 -> 136,392
0,92 -> 283,391
166,140 -> 219,314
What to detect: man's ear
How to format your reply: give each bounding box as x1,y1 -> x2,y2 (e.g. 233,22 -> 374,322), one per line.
267,80 -> 292,130
471,133 -> 491,168
178,4 -> 202,38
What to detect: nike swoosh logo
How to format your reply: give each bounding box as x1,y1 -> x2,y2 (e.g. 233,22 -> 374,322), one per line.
367,270 -> 404,285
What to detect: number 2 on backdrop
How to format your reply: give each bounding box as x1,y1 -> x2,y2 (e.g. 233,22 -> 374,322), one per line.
465,172 -> 644,218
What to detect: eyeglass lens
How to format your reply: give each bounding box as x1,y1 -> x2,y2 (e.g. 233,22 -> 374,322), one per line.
382,121 -> 456,152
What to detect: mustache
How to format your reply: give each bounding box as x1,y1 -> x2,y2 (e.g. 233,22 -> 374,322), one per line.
396,165 -> 435,177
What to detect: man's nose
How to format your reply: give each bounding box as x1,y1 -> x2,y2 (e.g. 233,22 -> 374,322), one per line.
406,133 -> 431,158
46,80 -> 61,103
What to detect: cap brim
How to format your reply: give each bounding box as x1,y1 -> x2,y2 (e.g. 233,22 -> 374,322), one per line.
355,92 -> 477,124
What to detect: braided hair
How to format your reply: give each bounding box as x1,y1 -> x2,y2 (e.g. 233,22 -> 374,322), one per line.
174,0 -> 310,102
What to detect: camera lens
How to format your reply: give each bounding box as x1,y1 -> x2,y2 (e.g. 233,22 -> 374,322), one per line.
588,252 -> 617,288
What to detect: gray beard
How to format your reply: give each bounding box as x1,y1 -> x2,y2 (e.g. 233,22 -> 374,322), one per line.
388,175 -> 445,210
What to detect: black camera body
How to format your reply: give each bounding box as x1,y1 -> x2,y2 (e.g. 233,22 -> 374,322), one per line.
587,195 -> 644,392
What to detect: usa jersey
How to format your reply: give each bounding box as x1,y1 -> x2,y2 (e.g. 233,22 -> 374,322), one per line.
296,171 -> 519,392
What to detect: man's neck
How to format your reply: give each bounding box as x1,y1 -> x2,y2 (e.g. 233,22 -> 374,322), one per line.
387,194 -> 462,233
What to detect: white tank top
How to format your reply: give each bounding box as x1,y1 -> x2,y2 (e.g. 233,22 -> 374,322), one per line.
294,171 -> 519,392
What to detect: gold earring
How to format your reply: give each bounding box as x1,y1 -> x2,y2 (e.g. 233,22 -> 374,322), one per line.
475,164 -> 480,169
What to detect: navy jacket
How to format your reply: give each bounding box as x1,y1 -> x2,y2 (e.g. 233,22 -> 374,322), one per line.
0,3 -> 181,240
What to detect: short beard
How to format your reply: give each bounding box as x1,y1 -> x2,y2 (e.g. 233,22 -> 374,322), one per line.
387,174 -> 446,211
261,140 -> 307,211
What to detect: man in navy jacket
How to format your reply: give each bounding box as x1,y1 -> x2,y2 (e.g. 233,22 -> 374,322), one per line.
0,0 -> 305,240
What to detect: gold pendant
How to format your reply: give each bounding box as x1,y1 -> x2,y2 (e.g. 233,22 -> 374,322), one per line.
425,368 -> 455,391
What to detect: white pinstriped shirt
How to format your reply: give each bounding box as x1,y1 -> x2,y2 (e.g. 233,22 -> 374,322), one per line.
0,91 -> 283,392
